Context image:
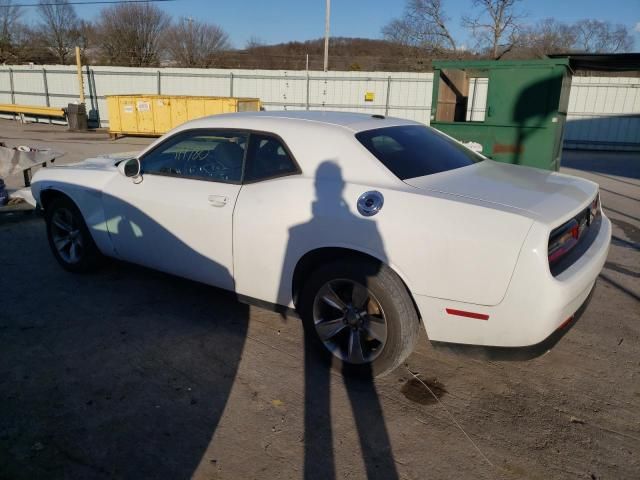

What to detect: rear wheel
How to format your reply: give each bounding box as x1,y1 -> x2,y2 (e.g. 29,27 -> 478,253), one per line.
300,258 -> 420,377
45,197 -> 101,273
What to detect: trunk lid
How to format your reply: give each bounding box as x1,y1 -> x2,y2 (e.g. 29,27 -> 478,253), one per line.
403,160 -> 599,226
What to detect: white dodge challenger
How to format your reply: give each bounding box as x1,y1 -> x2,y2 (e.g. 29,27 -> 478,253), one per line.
31,111 -> 611,376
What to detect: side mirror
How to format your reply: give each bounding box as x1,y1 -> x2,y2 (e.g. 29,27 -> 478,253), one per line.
118,158 -> 141,179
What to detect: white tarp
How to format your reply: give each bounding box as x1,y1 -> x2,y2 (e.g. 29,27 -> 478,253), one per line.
0,146 -> 64,178
10,187 -> 37,206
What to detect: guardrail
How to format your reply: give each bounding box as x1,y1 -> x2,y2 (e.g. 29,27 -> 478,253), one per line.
0,103 -> 66,118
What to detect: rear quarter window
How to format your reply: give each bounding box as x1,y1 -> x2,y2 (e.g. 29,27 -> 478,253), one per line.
356,125 -> 483,180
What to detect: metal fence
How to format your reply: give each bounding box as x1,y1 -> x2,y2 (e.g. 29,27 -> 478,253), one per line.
0,65 -> 433,125
565,76 -> 640,151
0,65 -> 638,151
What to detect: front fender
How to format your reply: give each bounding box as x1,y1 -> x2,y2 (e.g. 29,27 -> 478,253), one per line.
31,168 -> 118,256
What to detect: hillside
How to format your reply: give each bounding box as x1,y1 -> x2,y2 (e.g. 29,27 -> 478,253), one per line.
214,37 -> 478,71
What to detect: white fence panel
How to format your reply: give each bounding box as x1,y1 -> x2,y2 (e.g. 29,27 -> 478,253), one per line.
386,74 -> 433,124
13,69 -> 46,107
466,78 -> 488,121
234,70 -> 308,108
565,76 -> 640,150
0,70 -> 12,104
0,65 -> 637,150
159,68 -> 230,97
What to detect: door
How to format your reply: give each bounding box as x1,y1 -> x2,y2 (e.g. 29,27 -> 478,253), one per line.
233,132 -> 303,305
102,129 -> 248,290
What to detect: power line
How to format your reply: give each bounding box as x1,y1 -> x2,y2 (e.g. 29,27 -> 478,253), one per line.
1,0 -> 176,7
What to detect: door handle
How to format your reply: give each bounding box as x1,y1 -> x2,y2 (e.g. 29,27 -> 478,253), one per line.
208,195 -> 228,207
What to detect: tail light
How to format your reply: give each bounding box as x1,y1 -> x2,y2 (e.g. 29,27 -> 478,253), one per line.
548,219 -> 580,264
548,194 -> 600,267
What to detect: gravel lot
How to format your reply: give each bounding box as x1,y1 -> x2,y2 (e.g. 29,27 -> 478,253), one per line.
1,121 -> 639,479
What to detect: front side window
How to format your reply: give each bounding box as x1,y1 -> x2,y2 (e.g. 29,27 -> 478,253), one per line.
356,125 -> 483,180
244,133 -> 299,182
141,130 -> 248,183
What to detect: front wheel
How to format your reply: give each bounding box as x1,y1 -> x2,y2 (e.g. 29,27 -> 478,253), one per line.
45,196 -> 101,273
300,258 -> 421,377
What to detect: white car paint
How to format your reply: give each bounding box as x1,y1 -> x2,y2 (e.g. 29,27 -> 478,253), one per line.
102,172 -> 239,290
31,111 -> 611,349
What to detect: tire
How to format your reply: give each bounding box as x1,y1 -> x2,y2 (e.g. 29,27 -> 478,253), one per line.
45,196 -> 101,273
299,258 -> 420,377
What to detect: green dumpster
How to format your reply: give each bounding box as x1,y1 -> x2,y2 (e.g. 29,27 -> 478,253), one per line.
430,58 -> 572,171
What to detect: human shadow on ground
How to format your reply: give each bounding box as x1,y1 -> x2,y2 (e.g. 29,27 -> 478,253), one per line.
282,161 -> 399,479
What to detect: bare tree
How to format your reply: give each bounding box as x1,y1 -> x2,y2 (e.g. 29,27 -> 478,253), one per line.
573,20 -> 633,53
96,3 -> 169,66
532,19 -> 576,54
503,17 -> 633,58
164,17 -> 230,67
515,18 -> 577,58
77,19 -> 94,51
382,18 -> 417,46
0,0 -> 22,62
462,0 -> 525,59
37,0 -> 83,64
245,36 -> 265,49
382,0 -> 456,52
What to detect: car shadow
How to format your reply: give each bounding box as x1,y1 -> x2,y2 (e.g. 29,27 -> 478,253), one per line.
0,191 -> 249,479
1,164 -> 400,479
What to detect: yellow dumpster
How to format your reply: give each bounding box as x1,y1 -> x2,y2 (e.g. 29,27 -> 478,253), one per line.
106,95 -> 261,137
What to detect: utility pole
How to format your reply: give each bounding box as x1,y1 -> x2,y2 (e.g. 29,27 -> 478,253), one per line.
75,46 -> 85,104
323,0 -> 330,72
187,17 -> 194,65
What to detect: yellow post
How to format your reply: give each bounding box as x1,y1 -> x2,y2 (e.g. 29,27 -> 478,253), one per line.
75,46 -> 85,104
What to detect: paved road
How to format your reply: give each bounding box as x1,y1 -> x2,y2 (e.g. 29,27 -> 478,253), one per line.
1,122 -> 639,479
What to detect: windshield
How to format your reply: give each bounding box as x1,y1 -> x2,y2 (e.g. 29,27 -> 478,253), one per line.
356,125 -> 483,180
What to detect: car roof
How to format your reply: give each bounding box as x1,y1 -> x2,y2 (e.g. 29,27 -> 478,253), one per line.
182,110 -> 421,134
141,111 -> 423,189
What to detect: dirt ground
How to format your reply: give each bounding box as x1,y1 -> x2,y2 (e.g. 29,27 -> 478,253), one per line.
1,121 -> 639,479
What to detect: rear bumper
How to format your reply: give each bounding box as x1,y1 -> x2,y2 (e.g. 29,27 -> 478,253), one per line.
429,282 -> 596,360
414,213 -> 611,348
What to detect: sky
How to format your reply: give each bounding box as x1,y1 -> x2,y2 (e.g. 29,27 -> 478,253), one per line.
28,0 -> 640,50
